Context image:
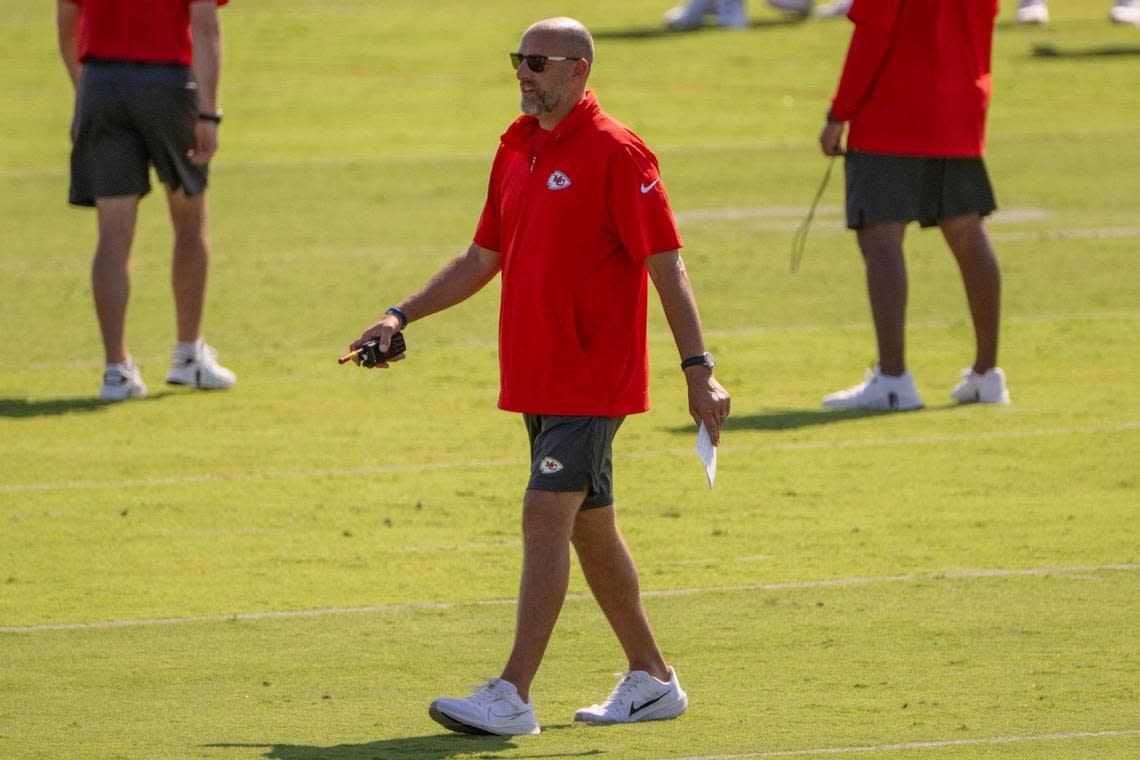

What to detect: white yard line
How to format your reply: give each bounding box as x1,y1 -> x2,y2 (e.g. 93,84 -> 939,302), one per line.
3,563 -> 1136,634
665,729 -> 1140,759
10,309 -> 1137,371
1,422 -> 1134,495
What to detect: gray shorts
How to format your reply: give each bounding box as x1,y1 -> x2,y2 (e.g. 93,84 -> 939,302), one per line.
69,59 -> 208,207
845,151 -> 997,229
524,415 -> 625,510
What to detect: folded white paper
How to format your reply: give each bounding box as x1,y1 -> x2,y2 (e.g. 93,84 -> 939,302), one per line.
696,422 -> 717,489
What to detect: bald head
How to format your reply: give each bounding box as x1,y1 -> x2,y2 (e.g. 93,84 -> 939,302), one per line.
521,17 -> 595,66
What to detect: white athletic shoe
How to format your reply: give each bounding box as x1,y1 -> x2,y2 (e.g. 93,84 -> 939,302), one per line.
949,367 -> 1010,405
768,0 -> 813,15
98,361 -> 148,401
428,678 -> 540,736
1109,1 -> 1140,26
718,0 -> 750,28
166,339 -> 236,390
665,0 -> 716,30
1016,0 -> 1050,25
822,367 -> 924,411
816,0 -> 851,18
574,667 -> 688,725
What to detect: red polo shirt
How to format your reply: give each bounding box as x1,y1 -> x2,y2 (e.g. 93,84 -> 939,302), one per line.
830,0 -> 998,157
65,0 -> 229,66
474,91 -> 683,417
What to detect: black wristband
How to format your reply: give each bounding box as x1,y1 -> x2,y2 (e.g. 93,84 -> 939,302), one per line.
197,111 -> 223,124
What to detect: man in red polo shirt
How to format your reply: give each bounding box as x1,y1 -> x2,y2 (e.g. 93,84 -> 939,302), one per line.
349,17 -> 730,736
57,0 -> 236,400
818,0 -> 1010,410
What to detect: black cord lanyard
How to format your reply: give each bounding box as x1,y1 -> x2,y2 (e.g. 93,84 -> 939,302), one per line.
790,154 -> 838,274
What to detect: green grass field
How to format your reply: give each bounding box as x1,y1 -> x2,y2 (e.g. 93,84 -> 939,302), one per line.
2,1 -> 1138,758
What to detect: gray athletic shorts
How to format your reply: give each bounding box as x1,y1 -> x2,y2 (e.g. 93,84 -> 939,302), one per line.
69,59 -> 207,207
524,415 -> 625,510
845,151 -> 997,229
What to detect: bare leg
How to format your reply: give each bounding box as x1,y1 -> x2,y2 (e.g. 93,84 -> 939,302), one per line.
571,505 -> 668,681
500,489 -> 584,702
166,187 -> 209,344
940,213 -> 1001,374
856,222 -> 908,377
92,195 -> 141,365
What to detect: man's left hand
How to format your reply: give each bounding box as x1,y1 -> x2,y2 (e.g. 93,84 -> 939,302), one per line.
685,368 -> 731,446
187,121 -> 218,165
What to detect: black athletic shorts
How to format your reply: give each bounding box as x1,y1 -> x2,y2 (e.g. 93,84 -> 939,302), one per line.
845,151 -> 997,229
524,415 -> 625,510
69,59 -> 208,207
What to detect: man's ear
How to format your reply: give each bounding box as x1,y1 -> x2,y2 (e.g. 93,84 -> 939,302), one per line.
575,58 -> 591,82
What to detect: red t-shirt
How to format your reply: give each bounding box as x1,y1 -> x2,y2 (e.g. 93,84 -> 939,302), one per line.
830,0 -> 997,157
474,91 -> 683,417
66,0 -> 229,66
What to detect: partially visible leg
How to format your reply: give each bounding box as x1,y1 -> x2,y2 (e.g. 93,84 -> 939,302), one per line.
92,195 -> 141,365
500,488 -> 584,702
856,221 -> 909,377
571,505 -> 668,681
940,213 -> 1001,374
165,186 -> 209,343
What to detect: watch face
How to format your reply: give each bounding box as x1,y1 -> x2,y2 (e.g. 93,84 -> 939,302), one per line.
703,352 -> 715,369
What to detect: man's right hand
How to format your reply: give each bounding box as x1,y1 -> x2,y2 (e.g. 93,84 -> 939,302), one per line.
349,313 -> 405,368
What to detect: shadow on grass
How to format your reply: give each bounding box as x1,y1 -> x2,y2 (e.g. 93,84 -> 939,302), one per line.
0,392 -> 173,418
593,16 -> 806,40
207,729 -> 602,760
1031,43 -> 1140,59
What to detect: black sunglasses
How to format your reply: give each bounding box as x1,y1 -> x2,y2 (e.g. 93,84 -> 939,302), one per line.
510,52 -> 582,72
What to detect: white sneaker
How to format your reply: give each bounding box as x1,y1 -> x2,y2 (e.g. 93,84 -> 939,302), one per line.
1016,0 -> 1049,24
1110,1 -> 1140,26
665,0 -> 716,30
428,678 -> 540,736
718,0 -> 750,27
816,0 -> 851,18
99,360 -> 148,401
822,367 -> 924,411
768,0 -> 813,16
949,367 -> 1010,405
574,667 -> 688,725
166,339 -> 236,390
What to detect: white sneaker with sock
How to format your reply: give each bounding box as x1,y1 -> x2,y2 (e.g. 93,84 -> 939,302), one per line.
950,367 -> 1010,405
428,678 -> 540,736
816,0 -> 851,18
822,367 -> 924,411
718,0 -> 750,27
1110,0 -> 1140,25
99,360 -> 148,401
574,667 -> 688,725
1016,0 -> 1049,24
665,0 -> 716,30
166,339 -> 236,390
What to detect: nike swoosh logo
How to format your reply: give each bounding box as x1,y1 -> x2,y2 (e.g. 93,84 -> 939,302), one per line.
629,690 -> 669,716
640,179 -> 660,194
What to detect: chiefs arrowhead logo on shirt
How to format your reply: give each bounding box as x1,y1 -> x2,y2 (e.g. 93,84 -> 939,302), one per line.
546,170 -> 572,191
539,456 -> 564,474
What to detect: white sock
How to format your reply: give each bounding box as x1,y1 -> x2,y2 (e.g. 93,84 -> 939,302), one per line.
176,339 -> 203,357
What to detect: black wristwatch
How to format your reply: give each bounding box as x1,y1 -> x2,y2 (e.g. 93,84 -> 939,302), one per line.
680,352 -> 715,370
197,110 -> 223,124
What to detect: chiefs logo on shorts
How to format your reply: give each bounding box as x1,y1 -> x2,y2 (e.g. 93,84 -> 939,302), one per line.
539,456 -> 564,474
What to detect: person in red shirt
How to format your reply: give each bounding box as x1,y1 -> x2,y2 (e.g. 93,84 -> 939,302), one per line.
818,0 -> 1010,410
348,17 -> 730,736
57,0 -> 236,401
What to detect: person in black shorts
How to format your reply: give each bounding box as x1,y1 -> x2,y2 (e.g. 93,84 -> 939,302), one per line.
57,0 -> 236,400
817,1 -> 1010,410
